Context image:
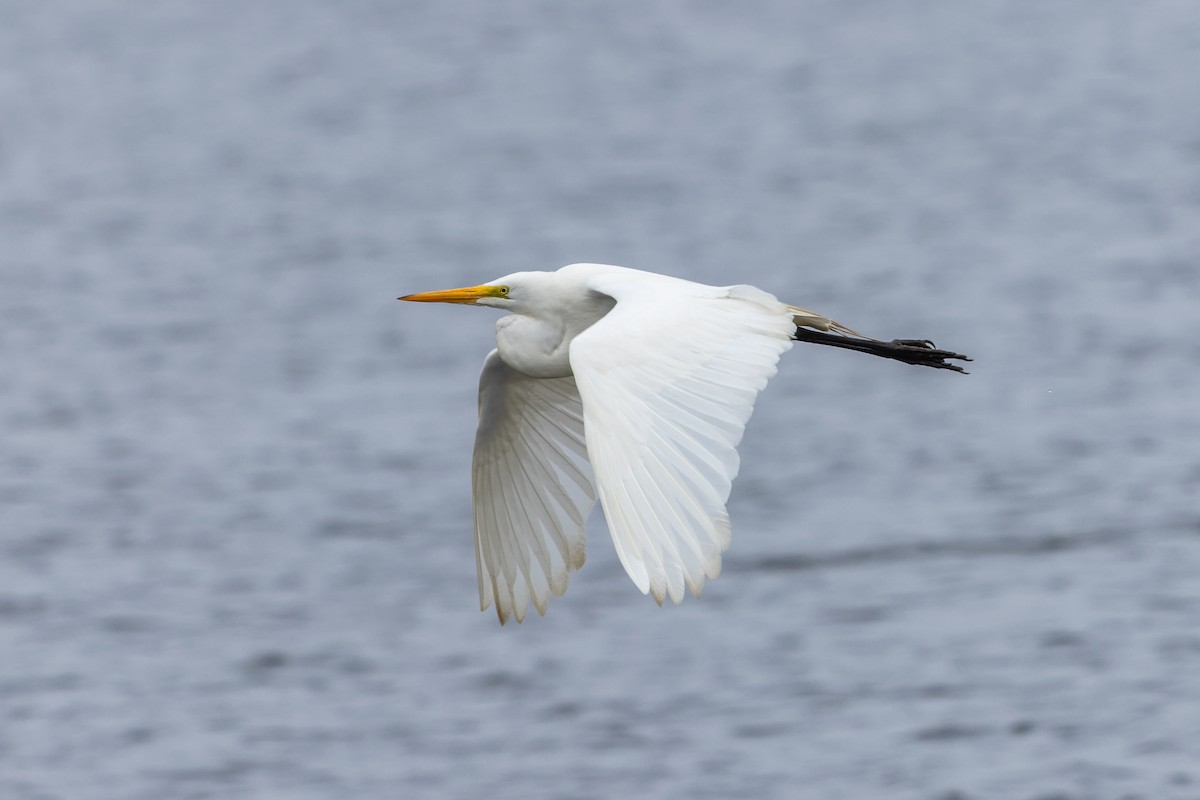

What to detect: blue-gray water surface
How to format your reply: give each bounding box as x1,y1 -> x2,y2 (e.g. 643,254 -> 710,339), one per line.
2,2 -> 1199,798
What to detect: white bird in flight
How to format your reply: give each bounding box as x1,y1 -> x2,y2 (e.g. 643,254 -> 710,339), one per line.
401,263 -> 968,623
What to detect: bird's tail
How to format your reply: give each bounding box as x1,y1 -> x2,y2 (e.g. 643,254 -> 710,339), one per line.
787,305 -> 867,338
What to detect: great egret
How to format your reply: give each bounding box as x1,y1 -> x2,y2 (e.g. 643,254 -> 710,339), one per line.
401,263 -> 968,623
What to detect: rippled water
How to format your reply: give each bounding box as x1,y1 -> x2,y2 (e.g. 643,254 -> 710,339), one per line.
2,2 -> 1199,798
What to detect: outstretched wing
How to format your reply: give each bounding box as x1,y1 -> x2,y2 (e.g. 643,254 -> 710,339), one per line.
568,274 -> 795,605
472,350 -> 596,623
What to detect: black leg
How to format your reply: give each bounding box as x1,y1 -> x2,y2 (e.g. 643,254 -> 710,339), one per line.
792,328 -> 972,373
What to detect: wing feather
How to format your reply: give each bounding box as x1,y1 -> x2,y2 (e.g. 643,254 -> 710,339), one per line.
569,272 -> 794,605
472,350 -> 596,623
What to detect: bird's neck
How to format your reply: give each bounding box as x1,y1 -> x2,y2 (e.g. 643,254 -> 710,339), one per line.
495,292 -> 614,379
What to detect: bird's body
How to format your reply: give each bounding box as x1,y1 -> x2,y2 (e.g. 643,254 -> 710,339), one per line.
401,263 -> 968,623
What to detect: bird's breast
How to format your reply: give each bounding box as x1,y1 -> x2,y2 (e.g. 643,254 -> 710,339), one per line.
494,315 -> 574,378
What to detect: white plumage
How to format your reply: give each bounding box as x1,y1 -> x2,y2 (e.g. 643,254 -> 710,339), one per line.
402,263 -> 800,623
471,349 -> 594,620
402,262 -> 980,623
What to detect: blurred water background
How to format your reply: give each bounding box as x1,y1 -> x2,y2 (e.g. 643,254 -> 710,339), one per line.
2,2 -> 1199,798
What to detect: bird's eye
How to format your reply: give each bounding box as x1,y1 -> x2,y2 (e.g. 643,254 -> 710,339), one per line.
499,286 -> 509,296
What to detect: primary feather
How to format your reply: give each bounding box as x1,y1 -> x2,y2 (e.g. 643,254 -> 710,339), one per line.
568,269 -> 795,607
472,350 -> 595,623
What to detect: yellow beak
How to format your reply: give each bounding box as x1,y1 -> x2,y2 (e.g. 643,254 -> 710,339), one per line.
398,285 -> 503,304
